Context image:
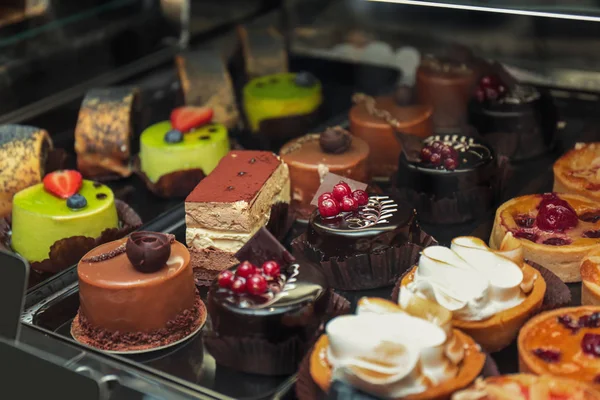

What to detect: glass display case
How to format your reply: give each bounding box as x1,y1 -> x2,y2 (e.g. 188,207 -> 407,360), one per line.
1,0 -> 599,398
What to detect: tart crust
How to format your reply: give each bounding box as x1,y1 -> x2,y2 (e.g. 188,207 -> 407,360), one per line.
309,331 -> 485,400
490,193 -> 600,283
453,374 -> 600,400
518,306 -> 600,388
582,249 -> 600,306
401,264 -> 546,353
554,143 -> 600,201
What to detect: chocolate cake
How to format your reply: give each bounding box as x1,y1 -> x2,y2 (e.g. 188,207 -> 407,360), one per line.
72,232 -> 205,352
350,90 -> 433,180
394,133 -> 503,225
416,54 -> 477,129
279,128 -> 370,220
468,70 -> 557,160
205,227 -> 345,375
185,151 -> 290,283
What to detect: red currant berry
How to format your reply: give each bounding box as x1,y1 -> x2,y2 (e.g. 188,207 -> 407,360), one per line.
262,260 -> 281,278
231,277 -> 247,294
217,270 -> 235,288
429,152 -> 442,166
443,157 -> 457,171
420,146 -> 432,162
318,192 -> 334,204
431,141 -> 443,153
341,196 -> 358,212
440,145 -> 455,159
485,87 -> 499,100
332,182 -> 352,201
236,261 -> 256,278
246,274 -> 268,295
318,198 -> 340,218
475,87 -> 486,102
352,189 -> 369,206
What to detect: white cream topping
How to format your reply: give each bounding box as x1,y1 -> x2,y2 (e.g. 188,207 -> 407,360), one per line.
401,237 -> 525,321
185,227 -> 258,252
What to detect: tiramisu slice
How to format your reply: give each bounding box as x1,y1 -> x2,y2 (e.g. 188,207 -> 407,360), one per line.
185,151 -> 290,282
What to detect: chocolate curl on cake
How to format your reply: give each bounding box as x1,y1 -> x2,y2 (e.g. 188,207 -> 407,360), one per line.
235,226 -> 295,267
292,211 -> 438,291
75,87 -> 138,180
0,200 -> 143,287
175,49 -> 240,129
0,125 -> 57,217
237,24 -> 288,78
133,156 -> 206,198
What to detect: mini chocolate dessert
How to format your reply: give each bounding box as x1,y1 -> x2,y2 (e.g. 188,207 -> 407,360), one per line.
72,232 -> 206,352
292,180 -> 435,290
416,54 -> 477,129
395,134 -> 503,225
204,227 -> 348,376
280,128 -> 370,220
349,88 -> 433,180
185,151 -> 290,283
469,68 -> 557,160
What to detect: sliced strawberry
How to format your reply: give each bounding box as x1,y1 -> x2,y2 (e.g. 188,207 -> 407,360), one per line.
170,107 -> 213,132
43,170 -> 83,199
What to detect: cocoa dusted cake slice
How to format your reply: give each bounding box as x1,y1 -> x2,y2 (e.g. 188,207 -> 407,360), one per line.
185,150 -> 290,283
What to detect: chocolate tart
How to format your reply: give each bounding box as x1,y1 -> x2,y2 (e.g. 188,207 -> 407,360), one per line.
394,133 -> 504,225
490,193 -> 600,283
554,143 -> 600,201
292,194 -> 436,291
280,129 -> 370,220
453,374 -> 600,400
349,91 -> 433,180
518,306 -> 600,388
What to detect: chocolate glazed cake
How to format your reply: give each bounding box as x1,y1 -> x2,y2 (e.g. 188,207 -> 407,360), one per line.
395,134 -> 504,225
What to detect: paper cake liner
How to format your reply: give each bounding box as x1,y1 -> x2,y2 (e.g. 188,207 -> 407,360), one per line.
291,217 -> 437,291
391,156 -> 510,225
204,290 -> 349,376
0,200 -> 142,286
295,343 -> 499,400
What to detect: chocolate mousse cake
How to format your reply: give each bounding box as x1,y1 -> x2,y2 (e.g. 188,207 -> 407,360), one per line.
279,128 -> 370,220
185,151 -> 290,283
416,54 -> 477,129
72,232 -> 206,352
394,133 -> 504,224
349,89 -> 433,180
205,227 -> 348,375
468,68 -> 557,160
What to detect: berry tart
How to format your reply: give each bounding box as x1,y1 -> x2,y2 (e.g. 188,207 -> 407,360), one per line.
292,180 -> 436,290
554,143 -> 600,201
137,106 -> 230,197
395,133 -> 504,225
490,193 -> 600,282
349,88 -> 433,180
297,296 -> 485,400
243,72 -> 322,149
204,227 -> 348,376
453,374 -> 600,400
518,306 -> 600,388
73,232 -> 206,352
279,127 -> 370,220
581,249 -> 600,306
397,235 -> 545,352
469,72 -> 557,161
3,169 -> 141,282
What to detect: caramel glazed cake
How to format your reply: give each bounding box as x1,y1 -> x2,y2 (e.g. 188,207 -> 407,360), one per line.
185,151 -> 290,283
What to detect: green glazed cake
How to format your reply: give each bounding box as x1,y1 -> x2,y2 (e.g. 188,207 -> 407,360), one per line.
243,72 -> 322,134
11,179 -> 119,262
139,121 -> 230,183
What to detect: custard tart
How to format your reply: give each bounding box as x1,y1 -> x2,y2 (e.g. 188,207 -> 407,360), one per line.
554,143 -> 600,201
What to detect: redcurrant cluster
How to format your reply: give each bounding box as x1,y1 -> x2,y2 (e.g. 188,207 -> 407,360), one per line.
474,75 -> 507,103
317,181 -> 369,218
420,141 -> 459,171
217,260 -> 281,295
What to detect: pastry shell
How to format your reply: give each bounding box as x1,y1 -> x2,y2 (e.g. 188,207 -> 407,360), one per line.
553,142 -> 600,201
401,263 -> 546,353
309,331 -> 485,400
581,249 -> 600,306
490,193 -> 600,283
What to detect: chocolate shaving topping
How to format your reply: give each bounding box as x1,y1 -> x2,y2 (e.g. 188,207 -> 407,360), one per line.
126,232 -> 175,273
319,126 -> 352,154
82,243 -> 126,263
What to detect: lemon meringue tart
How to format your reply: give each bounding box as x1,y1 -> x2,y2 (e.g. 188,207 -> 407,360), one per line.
490,193 -> 600,282
554,142 -> 600,201
308,297 -> 485,400
400,235 -> 545,352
